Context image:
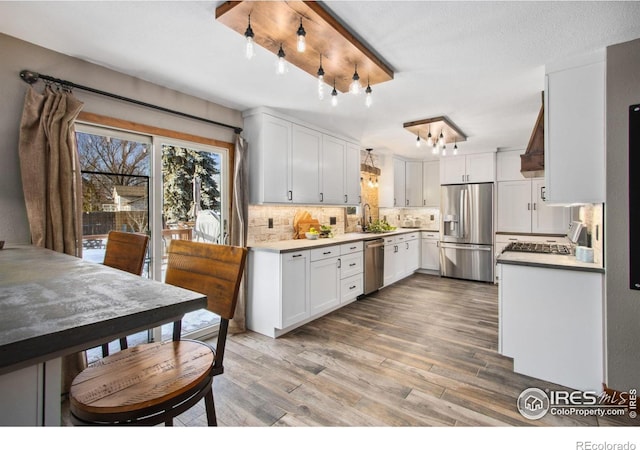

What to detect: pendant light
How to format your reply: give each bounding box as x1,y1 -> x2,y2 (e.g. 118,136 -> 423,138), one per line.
296,18 -> 306,52
442,143 -> 447,157
317,55 -> 325,100
416,133 -> 421,148
432,143 -> 439,155
438,130 -> 445,148
276,44 -> 287,74
349,64 -> 361,95
331,79 -> 338,107
243,14 -> 255,60
426,125 -> 434,147
453,140 -> 458,156
365,78 -> 373,107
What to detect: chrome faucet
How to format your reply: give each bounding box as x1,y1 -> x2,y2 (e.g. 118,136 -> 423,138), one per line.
362,203 -> 371,231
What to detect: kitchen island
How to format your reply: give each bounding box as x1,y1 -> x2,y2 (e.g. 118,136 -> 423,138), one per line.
497,250 -> 604,392
0,245 -> 207,426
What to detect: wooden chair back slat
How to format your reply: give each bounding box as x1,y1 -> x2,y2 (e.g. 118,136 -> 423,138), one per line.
164,240 -> 247,320
103,231 -> 149,275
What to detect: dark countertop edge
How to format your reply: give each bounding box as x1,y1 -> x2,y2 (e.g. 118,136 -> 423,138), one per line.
0,297 -> 206,376
248,229 -> 438,254
497,257 -> 605,274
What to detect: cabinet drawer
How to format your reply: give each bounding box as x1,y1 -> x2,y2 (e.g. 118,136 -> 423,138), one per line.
310,245 -> 341,261
340,252 -> 363,278
340,274 -> 363,303
405,233 -> 419,240
421,232 -> 439,240
340,241 -> 363,255
383,236 -> 396,245
396,234 -> 406,242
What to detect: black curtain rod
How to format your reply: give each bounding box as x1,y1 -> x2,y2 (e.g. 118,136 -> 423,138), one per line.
19,69 -> 242,134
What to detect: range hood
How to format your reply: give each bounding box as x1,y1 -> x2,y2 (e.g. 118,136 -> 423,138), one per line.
520,92 -> 545,178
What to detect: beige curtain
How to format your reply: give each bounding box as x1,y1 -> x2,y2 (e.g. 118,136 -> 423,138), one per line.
229,134 -> 248,334
19,85 -> 85,394
18,85 -> 84,256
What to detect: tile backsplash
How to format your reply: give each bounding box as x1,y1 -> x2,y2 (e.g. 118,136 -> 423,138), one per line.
379,207 -> 440,230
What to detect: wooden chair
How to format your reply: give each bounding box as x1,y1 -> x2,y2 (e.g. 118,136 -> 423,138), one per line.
100,231 -> 149,356
69,240 -> 247,426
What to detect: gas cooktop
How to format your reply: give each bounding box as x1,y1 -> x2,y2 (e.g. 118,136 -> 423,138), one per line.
504,241 -> 572,255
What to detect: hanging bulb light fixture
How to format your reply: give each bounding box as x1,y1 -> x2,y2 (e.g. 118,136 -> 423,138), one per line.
453,140 -> 458,156
368,177 -> 374,188
276,44 -> 287,74
416,133 -> 421,148
349,63 -> 362,95
442,143 -> 447,156
438,130 -> 445,148
365,78 -> 373,107
426,125 -> 434,147
374,177 -> 379,188
331,79 -> 338,107
317,55 -> 325,100
432,142 -> 439,155
243,14 -> 255,60
296,17 -> 306,52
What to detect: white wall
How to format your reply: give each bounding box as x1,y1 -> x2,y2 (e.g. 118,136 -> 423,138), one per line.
605,37 -> 640,391
0,33 -> 242,244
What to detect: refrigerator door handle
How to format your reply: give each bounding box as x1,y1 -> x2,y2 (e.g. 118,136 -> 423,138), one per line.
439,243 -> 492,251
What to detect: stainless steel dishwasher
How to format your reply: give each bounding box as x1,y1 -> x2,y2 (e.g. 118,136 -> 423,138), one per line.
364,238 -> 385,295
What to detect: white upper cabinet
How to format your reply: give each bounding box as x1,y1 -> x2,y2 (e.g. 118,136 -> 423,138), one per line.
292,124 -> 322,204
405,161 -> 423,207
497,149 -> 527,181
545,51 -> 605,204
320,134 -> 346,204
243,108 -> 361,205
393,158 -> 406,207
422,161 -> 440,206
440,152 -> 495,184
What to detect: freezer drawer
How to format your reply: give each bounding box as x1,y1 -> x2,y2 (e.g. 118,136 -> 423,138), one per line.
439,242 -> 494,282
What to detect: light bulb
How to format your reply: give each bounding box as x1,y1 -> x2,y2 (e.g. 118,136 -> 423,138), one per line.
349,64 -> 361,95
276,44 -> 287,75
365,82 -> 372,107
374,178 -> 379,188
317,56 -> 325,100
453,142 -> 458,155
442,147 -> 447,157
368,178 -> 374,188
416,135 -> 421,148
296,19 -> 306,52
438,131 -> 445,147
331,81 -> 338,106
432,144 -> 438,155
426,132 -> 433,147
244,15 -> 255,60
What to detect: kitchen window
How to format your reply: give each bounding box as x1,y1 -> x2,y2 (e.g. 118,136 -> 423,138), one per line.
75,122 -> 230,360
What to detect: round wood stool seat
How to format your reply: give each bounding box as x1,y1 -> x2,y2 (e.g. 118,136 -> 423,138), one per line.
69,340 -> 215,425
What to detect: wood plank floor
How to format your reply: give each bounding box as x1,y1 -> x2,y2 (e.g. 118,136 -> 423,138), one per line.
63,273 -> 635,427
177,274 -> 635,427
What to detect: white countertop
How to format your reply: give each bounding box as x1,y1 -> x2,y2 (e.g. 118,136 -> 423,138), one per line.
497,250 -> 604,273
249,228 -> 439,253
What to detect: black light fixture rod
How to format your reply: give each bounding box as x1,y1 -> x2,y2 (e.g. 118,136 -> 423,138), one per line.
19,70 -> 243,134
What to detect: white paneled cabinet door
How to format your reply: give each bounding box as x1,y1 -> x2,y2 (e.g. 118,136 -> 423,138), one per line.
405,239 -> 420,274
393,158 -> 406,207
262,115 -> 292,203
291,124 -> 321,204
383,243 -> 396,286
421,238 -> 439,271
345,143 -> 361,205
405,161 -> 423,207
466,153 -> 495,183
497,181 -> 533,233
422,161 -> 440,206
309,257 -> 340,316
321,135 -> 346,204
281,252 -> 309,328
531,179 -> 570,234
440,156 -> 466,184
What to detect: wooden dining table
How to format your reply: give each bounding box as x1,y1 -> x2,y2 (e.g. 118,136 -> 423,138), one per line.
0,244 -> 207,426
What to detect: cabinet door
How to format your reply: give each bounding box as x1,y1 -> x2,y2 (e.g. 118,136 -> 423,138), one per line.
291,124 -> 321,204
497,150 -> 526,182
345,143 -> 361,205
405,239 -> 420,274
262,115 -> 292,203
497,181 -> 533,233
393,158 -> 406,207
310,257 -> 340,316
321,135 -> 346,204
405,161 -> 423,207
466,153 -> 495,183
421,239 -> 439,271
440,156 -> 466,184
383,244 -> 396,286
281,252 -> 309,328
545,60 -> 605,204
422,161 -> 440,206
531,179 -> 570,234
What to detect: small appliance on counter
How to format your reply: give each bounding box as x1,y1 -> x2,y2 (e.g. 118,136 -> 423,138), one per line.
566,220 -> 588,246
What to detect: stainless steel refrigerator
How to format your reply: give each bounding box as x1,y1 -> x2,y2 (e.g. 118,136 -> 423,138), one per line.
439,183 -> 494,282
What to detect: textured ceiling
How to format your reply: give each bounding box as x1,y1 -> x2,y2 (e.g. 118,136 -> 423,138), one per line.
1,1 -> 639,160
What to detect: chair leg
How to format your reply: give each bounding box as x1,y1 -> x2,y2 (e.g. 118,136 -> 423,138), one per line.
204,387 -> 217,426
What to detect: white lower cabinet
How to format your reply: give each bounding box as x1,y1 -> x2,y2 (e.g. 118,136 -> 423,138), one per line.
248,242 -> 363,338
420,232 -> 440,271
383,236 -> 398,287
383,233 -> 419,287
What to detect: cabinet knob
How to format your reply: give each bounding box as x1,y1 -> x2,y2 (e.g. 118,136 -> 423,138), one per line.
288,190 -> 293,201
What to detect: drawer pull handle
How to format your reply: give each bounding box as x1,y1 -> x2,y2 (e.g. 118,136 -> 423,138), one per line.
349,285 -> 357,290
349,263 -> 357,267
292,254 -> 303,258
323,251 -> 332,255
